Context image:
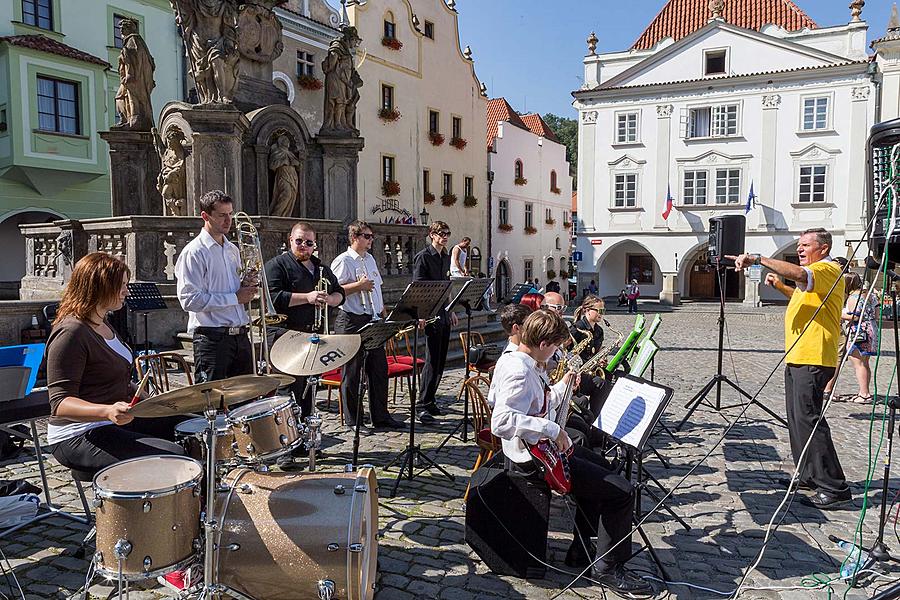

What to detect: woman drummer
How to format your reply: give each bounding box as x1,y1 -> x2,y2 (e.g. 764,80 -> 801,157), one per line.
47,252 -> 186,474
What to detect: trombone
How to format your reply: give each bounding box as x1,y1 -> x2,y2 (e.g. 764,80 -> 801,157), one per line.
234,212 -> 286,374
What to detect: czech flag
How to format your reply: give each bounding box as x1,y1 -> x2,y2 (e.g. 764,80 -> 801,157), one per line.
661,184 -> 674,221
745,181 -> 756,214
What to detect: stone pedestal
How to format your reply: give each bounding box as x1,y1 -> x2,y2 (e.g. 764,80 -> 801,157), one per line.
100,130 -> 163,216
658,272 -> 681,306
234,74 -> 289,113
744,276 -> 761,307
319,135 -> 365,225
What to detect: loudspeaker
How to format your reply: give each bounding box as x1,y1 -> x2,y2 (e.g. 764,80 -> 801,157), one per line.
868,118 -> 900,262
465,463 -> 550,578
707,215 -> 746,267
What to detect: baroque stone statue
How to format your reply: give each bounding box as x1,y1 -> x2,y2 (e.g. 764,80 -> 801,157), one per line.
237,3 -> 284,63
112,18 -> 156,130
709,0 -> 725,18
152,127 -> 188,216
268,134 -> 301,217
322,26 -> 362,135
169,0 -> 240,104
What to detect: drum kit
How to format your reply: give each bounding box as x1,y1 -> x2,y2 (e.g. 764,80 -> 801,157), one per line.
89,332 -> 375,600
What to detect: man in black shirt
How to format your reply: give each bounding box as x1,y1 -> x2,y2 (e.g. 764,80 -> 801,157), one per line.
265,222 -> 344,419
412,221 -> 458,424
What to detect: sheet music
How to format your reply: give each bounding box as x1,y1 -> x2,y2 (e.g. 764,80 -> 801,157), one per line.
595,377 -> 667,450
630,340 -> 659,378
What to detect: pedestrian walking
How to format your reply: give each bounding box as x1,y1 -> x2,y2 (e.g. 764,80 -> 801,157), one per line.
626,279 -> 640,314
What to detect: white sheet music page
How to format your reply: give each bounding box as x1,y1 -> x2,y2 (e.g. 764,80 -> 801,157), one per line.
595,377 -> 667,449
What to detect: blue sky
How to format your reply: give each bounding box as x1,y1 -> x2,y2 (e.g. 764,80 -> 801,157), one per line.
453,0 -> 894,119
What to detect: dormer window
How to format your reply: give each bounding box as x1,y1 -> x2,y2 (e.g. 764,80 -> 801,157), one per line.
704,49 -> 727,76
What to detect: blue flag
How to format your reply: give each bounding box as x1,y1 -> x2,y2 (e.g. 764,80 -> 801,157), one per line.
745,181 -> 756,214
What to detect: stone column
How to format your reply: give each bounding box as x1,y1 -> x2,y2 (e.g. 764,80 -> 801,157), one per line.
100,130 -> 163,216
758,94 -> 781,230
743,274 -> 761,307
180,106 -> 250,213
848,85 -> 872,235
318,135 -> 365,225
654,104 -> 673,229
579,110 -> 597,231
659,272 -> 680,306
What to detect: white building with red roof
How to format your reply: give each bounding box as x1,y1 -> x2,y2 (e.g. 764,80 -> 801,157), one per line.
487,98 -> 573,298
573,0 -> 875,305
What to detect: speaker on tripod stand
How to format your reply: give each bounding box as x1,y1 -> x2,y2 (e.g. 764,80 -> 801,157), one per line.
708,215 -> 746,268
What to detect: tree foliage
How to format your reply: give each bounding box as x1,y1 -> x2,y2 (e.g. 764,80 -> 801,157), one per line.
542,113 -> 578,180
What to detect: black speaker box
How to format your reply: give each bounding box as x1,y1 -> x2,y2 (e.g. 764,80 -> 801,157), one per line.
465,463 -> 550,579
868,118 -> 900,263
708,215 -> 746,267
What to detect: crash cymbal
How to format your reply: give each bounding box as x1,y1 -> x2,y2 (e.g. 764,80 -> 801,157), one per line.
268,372 -> 295,387
270,332 -> 361,376
129,374 -> 281,418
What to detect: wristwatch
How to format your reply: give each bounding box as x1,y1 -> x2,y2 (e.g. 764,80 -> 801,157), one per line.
750,253 -> 761,266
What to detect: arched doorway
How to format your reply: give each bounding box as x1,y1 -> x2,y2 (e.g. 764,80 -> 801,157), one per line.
495,259 -> 510,301
685,248 -> 743,300
468,246 -> 483,276
0,209 -> 61,299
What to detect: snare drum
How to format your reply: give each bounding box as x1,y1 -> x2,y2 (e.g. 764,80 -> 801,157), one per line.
227,396 -> 302,462
175,415 -> 236,463
216,467 -> 378,600
92,455 -> 202,580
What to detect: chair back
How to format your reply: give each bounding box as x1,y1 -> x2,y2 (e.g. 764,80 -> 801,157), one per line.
134,352 -> 193,394
464,375 -> 494,440
459,331 -> 486,365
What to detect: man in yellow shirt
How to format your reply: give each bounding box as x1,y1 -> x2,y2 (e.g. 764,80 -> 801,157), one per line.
730,228 -> 851,509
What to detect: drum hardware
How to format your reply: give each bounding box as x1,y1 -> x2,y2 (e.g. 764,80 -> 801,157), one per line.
318,579 -> 336,600
114,539 -> 132,600
306,412 -> 323,471
333,485 -> 345,495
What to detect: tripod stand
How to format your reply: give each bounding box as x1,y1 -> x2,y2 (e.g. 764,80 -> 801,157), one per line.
677,266 -> 786,430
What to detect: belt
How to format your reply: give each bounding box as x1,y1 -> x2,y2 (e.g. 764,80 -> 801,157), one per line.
195,325 -> 249,336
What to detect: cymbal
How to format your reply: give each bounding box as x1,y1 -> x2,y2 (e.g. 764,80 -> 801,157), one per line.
268,372 -> 295,387
270,332 -> 361,376
129,374 -> 281,418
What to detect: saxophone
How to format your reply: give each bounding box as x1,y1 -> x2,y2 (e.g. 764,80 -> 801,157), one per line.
549,329 -> 594,384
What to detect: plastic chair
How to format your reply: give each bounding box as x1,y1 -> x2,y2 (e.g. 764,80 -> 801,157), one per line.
134,351 -> 193,395
463,375 -> 499,501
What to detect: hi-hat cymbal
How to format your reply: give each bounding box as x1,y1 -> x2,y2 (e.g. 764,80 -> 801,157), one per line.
270,332 -> 361,376
268,373 -> 295,387
129,374 -> 281,418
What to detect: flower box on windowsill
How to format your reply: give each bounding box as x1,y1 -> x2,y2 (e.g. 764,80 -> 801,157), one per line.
514,177 -> 527,186
463,196 -> 478,207
498,223 -> 513,232
547,270 -> 557,280
450,136 -> 467,150
563,221 -> 572,229
551,187 -> 561,195
429,131 -> 445,146
440,193 -> 457,206
296,74 -> 323,90
524,226 -> 537,235
424,192 -> 435,204
560,271 -> 569,279
382,180 -> 401,197
382,36 -> 403,50
378,107 -> 401,122
545,218 -> 556,226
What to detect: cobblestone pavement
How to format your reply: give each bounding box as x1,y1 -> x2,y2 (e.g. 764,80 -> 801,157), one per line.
3,305 -> 900,599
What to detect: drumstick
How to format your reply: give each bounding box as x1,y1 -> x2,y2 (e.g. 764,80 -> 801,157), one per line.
129,371 -> 152,408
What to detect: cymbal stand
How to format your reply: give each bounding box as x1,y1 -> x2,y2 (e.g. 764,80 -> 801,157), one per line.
298,375 -> 322,472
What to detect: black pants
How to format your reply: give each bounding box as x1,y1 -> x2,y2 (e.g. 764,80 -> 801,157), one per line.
784,364 -> 849,494
267,326 -> 314,419
334,311 -> 390,426
511,445 -> 634,572
193,329 -> 253,383
52,416 -> 187,474
419,317 -> 450,409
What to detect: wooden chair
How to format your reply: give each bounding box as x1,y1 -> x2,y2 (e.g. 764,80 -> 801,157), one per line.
385,338 -> 415,406
463,375 -> 500,501
320,368 -> 343,425
134,351 -> 193,394
460,331 -> 495,377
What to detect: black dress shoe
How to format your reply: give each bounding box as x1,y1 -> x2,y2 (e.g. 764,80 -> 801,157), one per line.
417,411 -> 436,424
564,542 -> 595,568
594,565 -> 653,597
372,418 -> 405,430
776,477 -> 813,490
802,489 -> 852,509
421,403 -> 443,416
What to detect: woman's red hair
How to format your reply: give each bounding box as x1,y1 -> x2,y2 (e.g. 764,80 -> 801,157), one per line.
56,252 -> 130,322
519,293 -> 545,313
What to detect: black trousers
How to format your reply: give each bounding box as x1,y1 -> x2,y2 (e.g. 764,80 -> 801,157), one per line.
334,311 -> 390,426
52,416 -> 187,474
193,329 -> 253,383
419,317 -> 451,409
511,445 -> 634,572
267,326 -> 315,419
784,364 -> 849,494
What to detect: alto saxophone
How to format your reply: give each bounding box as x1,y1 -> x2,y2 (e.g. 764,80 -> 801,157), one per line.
549,330 -> 594,384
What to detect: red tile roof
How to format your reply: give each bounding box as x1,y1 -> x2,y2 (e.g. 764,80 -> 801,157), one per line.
632,0 -> 817,50
0,35 -> 109,67
486,97 -> 528,150
520,113 -> 560,143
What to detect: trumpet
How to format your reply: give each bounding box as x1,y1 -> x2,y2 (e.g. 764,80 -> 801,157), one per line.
314,266 -> 330,332
234,212 -> 286,375
356,258 -> 379,321
395,316 -> 439,337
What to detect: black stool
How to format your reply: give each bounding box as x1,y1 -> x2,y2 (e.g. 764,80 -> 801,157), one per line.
65,468 -> 97,559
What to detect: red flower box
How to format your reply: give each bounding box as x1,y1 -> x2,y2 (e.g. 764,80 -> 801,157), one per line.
551,187 -> 561,195
382,180 -> 401,197
498,223 -> 513,232
450,136 -> 467,150
524,226 -> 537,235
463,196 -> 478,207
440,193 -> 457,206
563,221 -> 572,229
424,192 -> 435,204
429,131 -> 445,146
514,176 -> 528,186
382,37 -> 403,50
545,218 -> 556,226
378,107 -> 401,122
297,75 -> 323,90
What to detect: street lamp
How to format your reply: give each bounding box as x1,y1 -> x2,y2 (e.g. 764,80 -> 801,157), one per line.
419,207 -> 429,225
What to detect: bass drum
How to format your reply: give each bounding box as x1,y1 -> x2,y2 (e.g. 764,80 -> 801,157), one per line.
216,467 -> 378,600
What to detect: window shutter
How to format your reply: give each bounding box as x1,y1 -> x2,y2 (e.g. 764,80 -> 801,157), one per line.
679,108 -> 688,139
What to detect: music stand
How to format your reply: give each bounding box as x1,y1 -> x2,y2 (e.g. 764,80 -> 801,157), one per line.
350,320 -> 406,468
507,282 -> 533,305
384,280 -> 454,498
125,282 -> 167,357
435,278 -> 493,450
594,374 -> 679,579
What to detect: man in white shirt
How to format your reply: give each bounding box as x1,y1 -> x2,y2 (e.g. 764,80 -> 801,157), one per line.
450,237 -> 471,278
175,190 -> 257,383
489,310 -> 649,596
331,220 -> 403,430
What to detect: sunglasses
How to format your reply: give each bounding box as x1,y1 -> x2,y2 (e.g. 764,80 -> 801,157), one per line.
293,239 -> 316,247
357,233 -> 375,240
542,303 -> 565,311
435,230 -> 451,238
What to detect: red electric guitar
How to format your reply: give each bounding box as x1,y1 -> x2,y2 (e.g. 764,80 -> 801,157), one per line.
526,438 -> 573,494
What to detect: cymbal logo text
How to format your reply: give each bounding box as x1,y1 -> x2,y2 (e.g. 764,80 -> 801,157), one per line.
320,349 -> 347,366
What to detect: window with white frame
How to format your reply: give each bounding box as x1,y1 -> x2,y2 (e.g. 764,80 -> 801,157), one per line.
499,198 -> 509,225
614,173 -> 637,207
563,210 -> 570,224
297,51 -> 315,77
23,0 -> 52,30
704,49 -> 727,76
524,259 -> 533,282
382,155 -> 394,182
381,84 -> 394,110
464,176 -> 473,198
442,172 -> 453,195
802,96 -> 829,131
525,203 -> 533,228
687,104 -> 739,138
545,208 -> 552,222
683,170 -> 708,205
616,112 -> 639,143
715,168 -> 741,204
798,165 -> 827,203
